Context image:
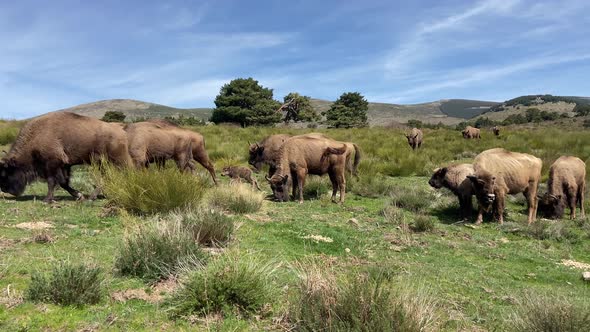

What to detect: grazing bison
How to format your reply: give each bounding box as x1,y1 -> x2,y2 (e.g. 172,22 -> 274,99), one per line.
492,126 -> 500,137
126,120 -> 217,184
462,126 -> 481,139
221,166 -> 261,190
405,128 -> 423,150
468,148 -> 542,224
266,136 -> 347,203
538,156 -> 586,220
0,112 -> 132,202
429,164 -> 475,218
249,133 -> 361,177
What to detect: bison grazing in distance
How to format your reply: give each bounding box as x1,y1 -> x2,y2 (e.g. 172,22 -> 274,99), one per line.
538,156 -> 586,220
0,112 -> 132,202
221,165 -> 261,190
468,148 -> 542,224
405,128 -> 423,150
266,136 -> 348,203
492,126 -> 500,137
462,126 -> 481,139
429,164 -> 475,218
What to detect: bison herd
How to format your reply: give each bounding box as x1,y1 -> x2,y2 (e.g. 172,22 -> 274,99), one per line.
0,111 -> 586,224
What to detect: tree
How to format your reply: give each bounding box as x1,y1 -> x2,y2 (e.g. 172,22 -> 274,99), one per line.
101,111 -> 126,122
279,93 -> 320,123
574,104 -> 590,117
325,92 -> 368,128
210,78 -> 281,127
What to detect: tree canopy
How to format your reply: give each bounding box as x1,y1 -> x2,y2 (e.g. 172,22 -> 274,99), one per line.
101,111 -> 126,122
279,93 -> 320,123
324,92 -> 368,128
210,78 -> 281,127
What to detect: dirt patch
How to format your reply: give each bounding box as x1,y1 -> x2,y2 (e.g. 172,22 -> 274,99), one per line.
15,221 -> 54,230
0,237 -> 21,249
0,285 -> 23,309
244,214 -> 272,223
560,259 -> 590,270
111,278 -> 179,304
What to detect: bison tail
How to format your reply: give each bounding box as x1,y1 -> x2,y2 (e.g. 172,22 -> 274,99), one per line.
326,144 -> 347,156
352,144 -> 361,177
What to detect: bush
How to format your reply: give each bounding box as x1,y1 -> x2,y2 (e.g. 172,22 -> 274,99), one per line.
94,163 -> 209,214
0,120 -> 22,145
101,110 -> 126,122
27,261 -> 104,306
527,219 -> 579,243
411,215 -> 436,232
169,209 -> 234,246
388,186 -> 436,213
303,176 -> 331,199
115,220 -> 205,282
206,184 -> 264,214
292,266 -> 440,331
350,174 -> 395,198
512,293 -> 590,331
166,253 -> 277,318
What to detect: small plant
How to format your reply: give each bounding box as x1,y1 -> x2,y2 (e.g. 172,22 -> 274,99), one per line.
32,230 -> 54,244
382,204 -> 405,224
303,177 -> 331,199
388,186 -> 435,213
350,174 -> 395,198
411,215 -> 436,233
94,162 -> 209,214
26,261 -> 104,306
115,220 -> 205,282
527,219 -> 579,243
166,253 -> 277,318
206,184 -> 264,214
512,292 -> 590,331
169,209 -> 234,246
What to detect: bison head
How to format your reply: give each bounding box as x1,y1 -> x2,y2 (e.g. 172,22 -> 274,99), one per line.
248,143 -> 264,172
0,159 -> 27,197
266,174 -> 289,202
405,133 -> 418,146
428,167 -> 447,189
537,193 -> 565,219
467,172 -> 496,209
220,166 -> 230,177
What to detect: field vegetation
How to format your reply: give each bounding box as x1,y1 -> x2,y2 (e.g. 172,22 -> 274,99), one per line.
1,122 -> 590,331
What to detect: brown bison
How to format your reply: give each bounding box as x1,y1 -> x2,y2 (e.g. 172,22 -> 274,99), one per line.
468,148 -> 542,224
405,128 -> 423,150
266,136 -> 347,203
429,164 -> 475,218
462,126 -> 481,139
0,112 -> 132,202
221,165 -> 261,190
538,156 -> 586,219
492,126 -> 500,136
249,133 -> 361,177
125,120 -> 217,184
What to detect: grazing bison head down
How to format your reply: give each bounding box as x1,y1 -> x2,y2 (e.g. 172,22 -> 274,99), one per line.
538,193 -> 565,219
428,168 -> 447,188
248,143 -> 264,172
467,172 -> 496,210
405,133 -> 419,146
0,159 -> 27,197
266,174 -> 289,202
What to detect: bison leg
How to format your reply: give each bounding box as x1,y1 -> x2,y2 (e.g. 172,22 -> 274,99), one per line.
193,149 -> 217,185
296,169 -> 307,204
578,183 -> 586,219
56,166 -> 84,200
567,186 -> 577,219
459,195 -> 472,219
44,176 -> 57,203
338,170 -> 346,204
250,176 -> 261,191
328,171 -> 338,202
495,194 -> 505,224
475,204 -> 484,225
525,181 -> 539,224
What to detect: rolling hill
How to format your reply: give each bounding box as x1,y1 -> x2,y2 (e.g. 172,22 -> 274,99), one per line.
474,95 -> 590,122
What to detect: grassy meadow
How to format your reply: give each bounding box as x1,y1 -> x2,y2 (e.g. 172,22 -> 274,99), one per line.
1,123 -> 590,331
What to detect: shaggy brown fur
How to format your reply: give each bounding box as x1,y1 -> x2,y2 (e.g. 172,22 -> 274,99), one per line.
266,136 -> 347,203
429,164 -> 475,218
126,121 -> 217,184
405,128 -> 423,150
221,166 -> 261,190
462,126 -> 481,139
468,148 -> 542,224
0,112 -> 132,202
492,126 -> 500,136
538,156 -> 586,219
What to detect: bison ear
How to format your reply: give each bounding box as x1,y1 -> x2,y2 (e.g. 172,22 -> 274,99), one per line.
258,146 -> 264,154
467,175 -> 477,183
439,167 -> 448,176
282,175 -> 289,184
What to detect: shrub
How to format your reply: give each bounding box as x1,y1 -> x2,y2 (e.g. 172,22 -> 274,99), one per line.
382,205 -> 405,224
206,184 -> 264,214
94,163 -> 209,214
527,219 -> 579,243
388,186 -> 436,213
169,209 -> 234,246
166,253 -> 277,318
303,176 -> 331,199
512,293 -> 590,331
350,174 -> 395,198
26,261 -> 104,306
292,266 -> 440,331
115,220 -> 205,282
411,215 -> 436,232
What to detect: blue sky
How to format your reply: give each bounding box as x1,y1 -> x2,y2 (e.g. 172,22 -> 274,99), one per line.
1,0 -> 590,118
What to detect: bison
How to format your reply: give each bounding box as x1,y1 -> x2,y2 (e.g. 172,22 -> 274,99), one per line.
538,156 -> 586,220
429,164 -> 475,218
221,165 -> 261,190
125,120 -> 217,184
0,112 -> 132,202
462,126 -> 481,139
492,126 -> 500,137
468,148 -> 542,224
266,136 -> 347,203
249,133 -> 361,177
405,128 -> 423,150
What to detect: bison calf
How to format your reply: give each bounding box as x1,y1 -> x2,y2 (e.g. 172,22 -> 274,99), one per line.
221,166 -> 261,190
462,126 -> 481,139
429,164 -> 475,218
538,156 -> 586,220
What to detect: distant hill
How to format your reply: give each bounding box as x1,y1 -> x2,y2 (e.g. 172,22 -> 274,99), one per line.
58,99 -> 212,121
475,95 -> 590,122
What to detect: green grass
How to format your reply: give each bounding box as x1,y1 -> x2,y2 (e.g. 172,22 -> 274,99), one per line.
1,125 -> 590,330
205,183 -> 264,214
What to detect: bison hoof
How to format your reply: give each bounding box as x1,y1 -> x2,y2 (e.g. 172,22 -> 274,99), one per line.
298,200 -> 304,204
43,198 -> 56,204
76,193 -> 86,201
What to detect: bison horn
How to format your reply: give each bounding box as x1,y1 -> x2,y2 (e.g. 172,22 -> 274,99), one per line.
265,175 -> 271,182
